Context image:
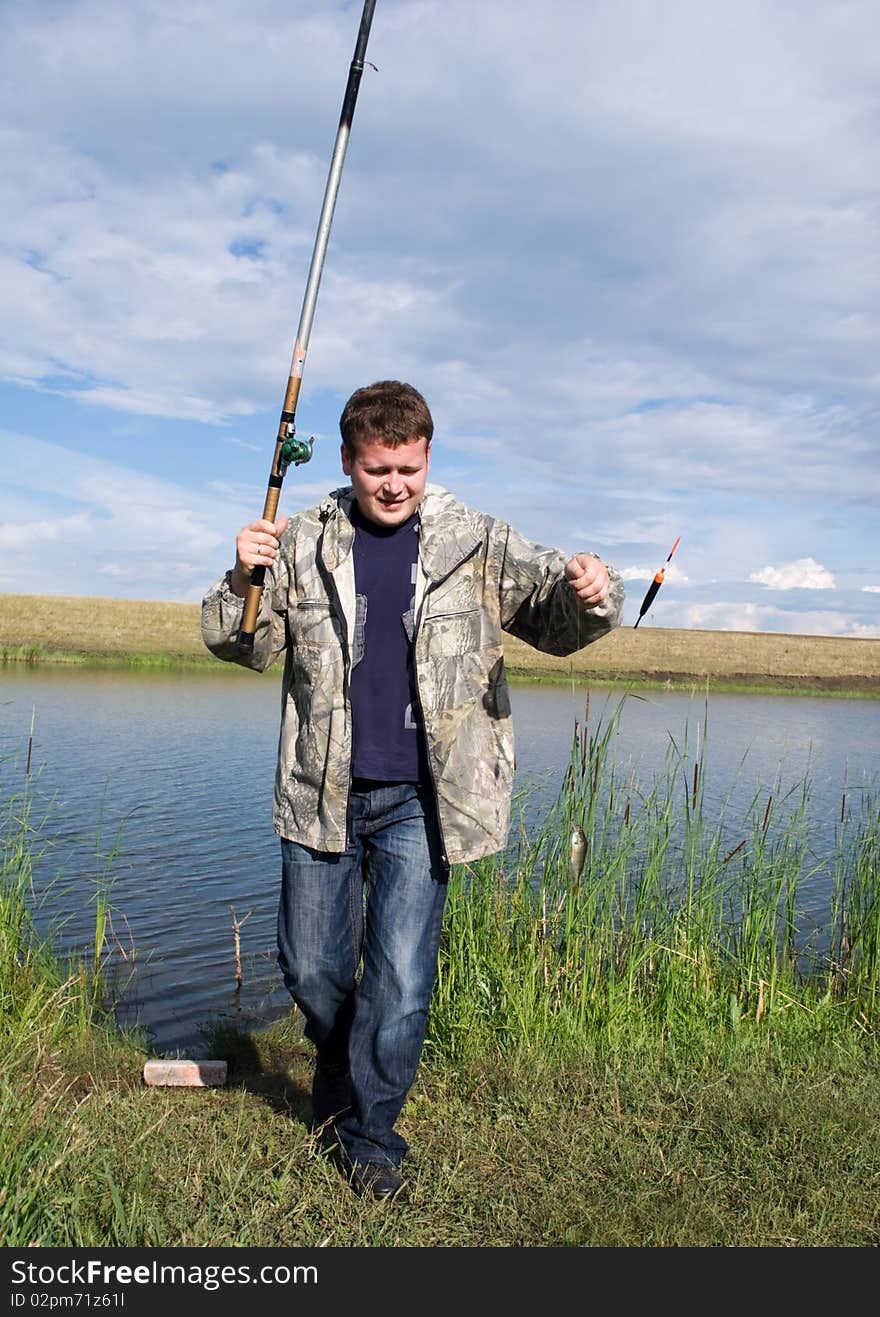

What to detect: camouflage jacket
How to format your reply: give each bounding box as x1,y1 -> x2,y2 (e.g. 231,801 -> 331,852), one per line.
201,483 -> 624,863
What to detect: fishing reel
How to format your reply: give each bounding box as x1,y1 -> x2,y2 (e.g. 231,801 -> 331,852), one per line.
278,424 -> 315,476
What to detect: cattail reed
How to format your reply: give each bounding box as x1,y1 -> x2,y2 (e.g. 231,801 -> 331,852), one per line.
761,795 -> 773,832
25,705 -> 35,777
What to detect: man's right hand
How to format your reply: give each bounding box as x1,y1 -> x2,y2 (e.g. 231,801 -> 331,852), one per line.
229,516 -> 289,597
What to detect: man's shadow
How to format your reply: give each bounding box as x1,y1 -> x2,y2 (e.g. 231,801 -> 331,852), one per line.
207,1020 -> 314,1128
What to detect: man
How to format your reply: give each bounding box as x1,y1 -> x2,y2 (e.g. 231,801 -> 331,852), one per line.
201,380 -> 624,1201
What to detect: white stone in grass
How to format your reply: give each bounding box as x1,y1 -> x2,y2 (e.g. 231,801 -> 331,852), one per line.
143,1060 -> 227,1087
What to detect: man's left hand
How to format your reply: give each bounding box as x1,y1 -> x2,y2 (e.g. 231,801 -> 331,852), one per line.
564,553 -> 610,609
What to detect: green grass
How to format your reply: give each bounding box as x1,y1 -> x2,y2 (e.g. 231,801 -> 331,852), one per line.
506,671 -> 880,698
0,783 -> 146,1246
430,700 -> 880,1066
0,643 -> 250,674
2,701 -> 880,1246
4,641 -> 874,698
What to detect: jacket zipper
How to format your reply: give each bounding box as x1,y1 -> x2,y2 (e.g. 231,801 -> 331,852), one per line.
410,536 -> 485,869
316,542 -> 355,852
412,586 -> 450,868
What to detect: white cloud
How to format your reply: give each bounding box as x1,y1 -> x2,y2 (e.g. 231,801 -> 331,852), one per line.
0,430 -> 236,602
749,558 -> 836,590
3,1 -> 880,464
862,585 -> 880,593
681,601 -> 880,638
0,512 -> 92,548
1,1 -> 879,634
619,563 -> 689,585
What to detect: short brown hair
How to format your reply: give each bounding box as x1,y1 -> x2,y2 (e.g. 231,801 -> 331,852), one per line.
339,380 -> 434,453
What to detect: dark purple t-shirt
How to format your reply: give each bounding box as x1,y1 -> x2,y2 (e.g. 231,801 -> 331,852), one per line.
349,504 -> 427,782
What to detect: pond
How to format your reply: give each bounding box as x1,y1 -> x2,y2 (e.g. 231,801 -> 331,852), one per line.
1,666 -> 876,1054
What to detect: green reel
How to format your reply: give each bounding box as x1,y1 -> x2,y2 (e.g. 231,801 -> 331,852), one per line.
279,434 -> 315,470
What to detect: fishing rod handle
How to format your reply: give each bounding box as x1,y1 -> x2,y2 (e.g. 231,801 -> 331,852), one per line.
238,480 -> 283,650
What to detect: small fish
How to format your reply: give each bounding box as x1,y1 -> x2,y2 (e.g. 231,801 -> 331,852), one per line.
568,823 -> 587,883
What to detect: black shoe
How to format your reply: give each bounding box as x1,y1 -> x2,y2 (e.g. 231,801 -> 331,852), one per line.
347,1160 -> 407,1202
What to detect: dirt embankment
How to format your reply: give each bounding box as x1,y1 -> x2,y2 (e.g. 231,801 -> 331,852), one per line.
1,592 -> 879,693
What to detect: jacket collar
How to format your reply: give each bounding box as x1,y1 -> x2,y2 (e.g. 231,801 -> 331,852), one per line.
317,487 -> 356,573
317,483 -> 482,581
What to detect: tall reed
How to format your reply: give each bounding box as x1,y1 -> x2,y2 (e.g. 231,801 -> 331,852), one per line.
0,764 -> 150,1245
0,779 -> 89,1243
429,695 -> 880,1066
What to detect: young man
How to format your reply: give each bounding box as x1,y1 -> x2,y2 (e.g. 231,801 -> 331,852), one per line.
201,380 -> 624,1200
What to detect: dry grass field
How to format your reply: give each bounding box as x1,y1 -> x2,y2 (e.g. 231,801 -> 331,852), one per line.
1,592 -> 879,693
502,626 -> 880,693
0,593 -> 207,663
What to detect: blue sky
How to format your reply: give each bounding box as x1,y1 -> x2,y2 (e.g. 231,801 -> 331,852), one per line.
2,0 -> 878,635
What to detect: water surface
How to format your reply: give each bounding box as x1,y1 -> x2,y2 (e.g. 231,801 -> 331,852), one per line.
1,666 -> 876,1054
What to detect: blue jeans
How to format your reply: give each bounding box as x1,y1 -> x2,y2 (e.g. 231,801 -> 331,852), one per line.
277,780 -> 448,1168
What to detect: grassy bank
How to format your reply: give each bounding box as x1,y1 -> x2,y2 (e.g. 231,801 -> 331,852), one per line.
3,705 -> 880,1247
2,591 -> 880,695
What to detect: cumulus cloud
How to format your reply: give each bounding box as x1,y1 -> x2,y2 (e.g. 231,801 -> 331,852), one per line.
0,430 -> 237,602
680,601 -> 879,638
862,585 -> 880,593
1,1 -> 879,631
4,1 -> 880,465
0,512 -> 92,548
749,558 -> 836,590
619,563 -> 689,585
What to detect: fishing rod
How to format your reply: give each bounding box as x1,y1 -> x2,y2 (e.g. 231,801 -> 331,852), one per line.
238,0 -> 378,652
634,535 -> 681,629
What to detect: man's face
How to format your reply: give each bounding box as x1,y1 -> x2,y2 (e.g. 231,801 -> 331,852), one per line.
341,435 -> 431,527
